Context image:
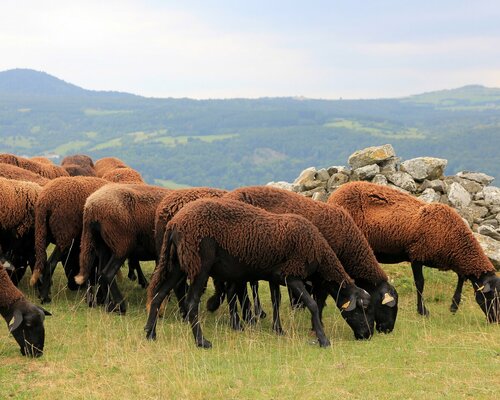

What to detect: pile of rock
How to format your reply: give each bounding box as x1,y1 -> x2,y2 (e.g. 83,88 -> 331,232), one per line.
268,144 -> 500,268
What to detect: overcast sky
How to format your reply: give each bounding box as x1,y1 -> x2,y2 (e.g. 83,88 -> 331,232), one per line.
1,0 -> 499,99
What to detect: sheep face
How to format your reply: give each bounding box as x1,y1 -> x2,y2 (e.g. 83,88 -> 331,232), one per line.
371,282 -> 398,334
336,286 -> 374,340
474,274 -> 500,323
7,300 -> 50,357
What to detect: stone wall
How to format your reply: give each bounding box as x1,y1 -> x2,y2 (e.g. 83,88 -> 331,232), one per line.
268,144 -> 500,269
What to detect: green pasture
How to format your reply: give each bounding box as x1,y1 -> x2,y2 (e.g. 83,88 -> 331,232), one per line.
0,263 -> 499,399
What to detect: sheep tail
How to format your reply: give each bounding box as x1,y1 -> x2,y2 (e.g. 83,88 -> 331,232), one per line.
30,201 -> 49,286
147,227 -> 173,309
74,220 -> 98,285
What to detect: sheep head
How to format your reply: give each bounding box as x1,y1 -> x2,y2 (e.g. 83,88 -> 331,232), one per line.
474,273 -> 500,323
333,284 -> 374,340
7,299 -> 51,357
370,281 -> 399,334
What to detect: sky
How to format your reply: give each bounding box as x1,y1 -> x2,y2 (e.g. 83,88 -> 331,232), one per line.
1,0 -> 499,99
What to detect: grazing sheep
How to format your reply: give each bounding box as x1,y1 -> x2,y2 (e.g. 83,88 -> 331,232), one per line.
0,263 -> 51,357
329,181 -> 500,322
102,167 -> 144,183
224,186 -> 399,333
94,157 -> 127,178
74,184 -> 171,313
145,198 -> 372,348
0,153 -> 69,179
0,178 -> 42,285
0,163 -> 49,186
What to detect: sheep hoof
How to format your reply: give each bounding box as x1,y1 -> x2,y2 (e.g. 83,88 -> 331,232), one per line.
106,301 -> 127,315
231,321 -> 244,331
40,296 -> 52,304
273,327 -> 286,336
128,271 -> 137,281
206,295 -> 223,312
197,339 -> 212,349
417,307 -> 430,317
450,302 -> 459,313
318,338 -> 331,348
145,330 -> 156,341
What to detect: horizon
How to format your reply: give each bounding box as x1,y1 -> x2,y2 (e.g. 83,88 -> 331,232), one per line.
1,1 -> 499,99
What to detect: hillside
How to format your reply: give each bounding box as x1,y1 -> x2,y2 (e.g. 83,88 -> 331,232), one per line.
0,69 -> 498,188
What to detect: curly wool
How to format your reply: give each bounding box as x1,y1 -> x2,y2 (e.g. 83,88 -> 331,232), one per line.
61,154 -> 95,168
159,198 -> 353,286
0,265 -> 24,310
0,154 -> 68,179
328,181 -> 495,278
32,176 -> 109,282
102,167 -> 144,183
94,157 -> 128,178
0,163 -> 49,186
30,157 -> 54,165
148,187 -> 228,302
76,184 -> 171,282
225,186 -> 387,286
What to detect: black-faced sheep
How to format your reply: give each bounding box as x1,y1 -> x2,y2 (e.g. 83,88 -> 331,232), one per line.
328,181 -> 500,322
94,157 -> 128,178
0,153 -> 69,179
74,183 -> 171,314
0,163 -> 49,186
223,185 -> 399,333
145,198 -> 373,348
0,262 -> 50,357
0,178 -> 42,285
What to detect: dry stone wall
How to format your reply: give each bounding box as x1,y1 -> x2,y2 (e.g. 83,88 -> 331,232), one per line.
267,144 -> 500,269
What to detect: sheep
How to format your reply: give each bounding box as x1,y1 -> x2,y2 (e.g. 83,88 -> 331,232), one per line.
0,163 -> 49,186
328,181 -> 500,322
223,185 -> 399,333
74,183 -> 171,314
0,178 -> 42,285
0,153 -> 69,179
0,262 -> 51,357
101,167 -> 144,183
61,155 -> 97,177
145,198 -> 373,348
30,156 -> 54,165
94,157 -> 128,178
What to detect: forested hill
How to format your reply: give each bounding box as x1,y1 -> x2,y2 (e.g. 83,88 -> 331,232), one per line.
1,69 -> 499,188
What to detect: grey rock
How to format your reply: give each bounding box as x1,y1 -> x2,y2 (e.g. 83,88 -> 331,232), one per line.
294,167 -> 328,190
467,204 -> 489,220
354,164 -> 380,180
457,208 -> 475,227
447,182 -> 471,208
477,226 -> 500,241
473,233 -> 500,270
440,194 -> 450,205
379,157 -> 400,174
456,171 -> 495,186
386,172 -> 417,192
266,181 -> 294,191
327,172 -> 349,190
348,144 -> 395,169
482,186 -> 500,205
301,187 -> 327,197
371,174 -> 388,186
400,157 -> 447,181
387,184 -> 411,194
457,178 -> 483,194
481,219 -> 499,229
327,166 -> 349,176
419,188 -> 441,203
420,179 -> 445,193
312,191 -> 330,202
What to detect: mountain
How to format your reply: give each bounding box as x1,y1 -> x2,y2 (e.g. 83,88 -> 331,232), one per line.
0,68 -> 498,188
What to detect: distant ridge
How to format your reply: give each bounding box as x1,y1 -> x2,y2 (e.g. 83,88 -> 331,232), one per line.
0,68 -> 137,98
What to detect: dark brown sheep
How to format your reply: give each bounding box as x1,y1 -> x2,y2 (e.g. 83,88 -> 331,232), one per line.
30,157 -> 54,165
61,155 -> 96,177
145,198 -> 373,348
0,178 -> 42,285
328,181 -> 500,322
30,176 -> 110,302
0,153 -> 69,179
74,183 -> 171,313
102,167 -> 144,183
0,263 -> 51,357
94,157 -> 128,178
0,163 -> 49,186
224,185 -> 398,333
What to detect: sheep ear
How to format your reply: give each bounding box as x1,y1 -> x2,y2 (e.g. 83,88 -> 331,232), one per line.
38,306 -> 52,316
8,309 -> 23,333
341,299 -> 356,312
381,293 -> 396,307
477,282 -> 491,293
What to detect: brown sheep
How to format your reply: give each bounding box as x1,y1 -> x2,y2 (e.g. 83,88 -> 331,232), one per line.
0,263 -> 51,357
102,167 -> 144,183
94,157 -> 128,177
328,181 -> 500,322
74,183 -> 171,314
61,155 -> 97,177
0,163 -> 49,186
0,178 -> 42,285
30,156 -> 54,165
145,198 -> 372,348
0,153 -> 69,179
223,185 -> 399,333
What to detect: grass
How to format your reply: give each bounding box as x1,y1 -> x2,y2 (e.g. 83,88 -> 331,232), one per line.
154,134 -> 239,147
324,119 -> 425,139
53,140 -> 91,154
0,263 -> 499,399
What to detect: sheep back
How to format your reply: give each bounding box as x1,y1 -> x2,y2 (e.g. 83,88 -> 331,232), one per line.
0,154 -> 69,179
94,157 -> 128,177
102,167 -> 144,183
0,163 -> 49,186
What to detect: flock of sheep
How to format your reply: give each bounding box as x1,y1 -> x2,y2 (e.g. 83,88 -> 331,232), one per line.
0,153 -> 498,357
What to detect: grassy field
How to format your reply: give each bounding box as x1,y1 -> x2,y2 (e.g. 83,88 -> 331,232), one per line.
0,262 -> 499,399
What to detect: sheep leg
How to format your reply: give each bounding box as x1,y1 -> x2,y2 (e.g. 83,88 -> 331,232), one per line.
145,269 -> 185,340
312,283 -> 327,331
63,243 -> 81,291
236,282 -> 256,325
251,281 -> 266,320
287,278 -> 330,347
101,256 -> 127,314
411,261 -> 429,317
186,270 -> 212,348
269,281 -> 285,335
38,245 -> 63,303
450,275 -> 465,313
206,278 -> 226,312
128,258 -> 148,288
227,282 -> 244,331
